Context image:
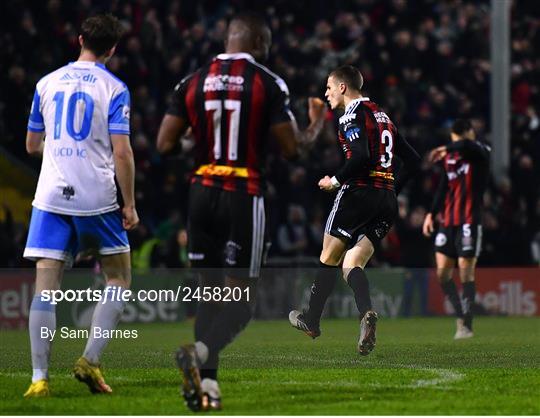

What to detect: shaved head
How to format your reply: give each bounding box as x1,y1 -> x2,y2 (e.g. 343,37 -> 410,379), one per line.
225,13 -> 271,61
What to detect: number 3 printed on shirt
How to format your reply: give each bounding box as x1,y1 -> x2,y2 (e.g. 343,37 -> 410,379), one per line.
205,99 -> 241,161
380,129 -> 394,168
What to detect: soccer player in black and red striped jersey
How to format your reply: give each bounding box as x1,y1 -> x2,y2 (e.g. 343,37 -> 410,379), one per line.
289,65 -> 420,355
423,119 -> 490,339
156,13 -> 325,412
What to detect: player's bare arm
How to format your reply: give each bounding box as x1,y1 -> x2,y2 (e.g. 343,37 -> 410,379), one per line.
422,212 -> 435,237
318,175 -> 337,192
26,130 -> 45,156
297,97 -> 326,146
428,145 -> 448,163
111,134 -> 139,230
270,97 -> 326,159
156,114 -> 189,154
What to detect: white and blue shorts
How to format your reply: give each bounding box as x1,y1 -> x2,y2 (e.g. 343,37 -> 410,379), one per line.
24,208 -> 130,265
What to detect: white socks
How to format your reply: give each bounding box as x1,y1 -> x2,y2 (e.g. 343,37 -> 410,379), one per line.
29,295 -> 56,382
83,286 -> 127,364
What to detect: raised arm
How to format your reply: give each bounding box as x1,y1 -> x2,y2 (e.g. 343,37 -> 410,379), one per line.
268,76 -> 326,160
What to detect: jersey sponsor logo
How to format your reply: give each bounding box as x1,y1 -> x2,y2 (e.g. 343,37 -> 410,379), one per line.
345,127 -> 361,141
435,232 -> 447,247
447,163 -> 470,180
339,113 -> 356,125
203,74 -> 244,92
59,72 -> 98,83
373,111 -> 391,124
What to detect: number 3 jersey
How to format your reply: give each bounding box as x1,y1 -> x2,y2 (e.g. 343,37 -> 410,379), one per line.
166,52 -> 294,196
27,61 -> 130,216
335,97 -> 420,192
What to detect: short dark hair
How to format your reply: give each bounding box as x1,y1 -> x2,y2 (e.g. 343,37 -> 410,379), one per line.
330,65 -> 364,91
451,119 -> 473,136
80,14 -> 124,57
230,11 -> 268,30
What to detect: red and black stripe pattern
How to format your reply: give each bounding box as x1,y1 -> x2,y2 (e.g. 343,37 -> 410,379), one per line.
167,54 -> 292,196
337,99 -> 397,190
442,152 -> 482,227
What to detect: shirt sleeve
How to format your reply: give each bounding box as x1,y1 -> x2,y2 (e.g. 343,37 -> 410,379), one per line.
334,110 -> 370,184
446,139 -> 491,161
166,75 -> 192,119
27,89 -> 45,133
430,166 -> 448,215
108,87 -> 131,135
268,76 -> 295,126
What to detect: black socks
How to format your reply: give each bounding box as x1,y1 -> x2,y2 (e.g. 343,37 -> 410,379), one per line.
200,300 -> 252,372
441,280 -> 464,318
195,302 -> 221,380
306,262 -> 338,325
346,267 -> 372,319
462,281 -> 476,330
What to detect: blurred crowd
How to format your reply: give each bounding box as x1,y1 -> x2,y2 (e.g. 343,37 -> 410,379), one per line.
1,0 -> 539,269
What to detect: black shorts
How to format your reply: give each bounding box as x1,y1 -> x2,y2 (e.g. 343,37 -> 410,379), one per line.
434,224 -> 483,259
188,182 -> 267,278
324,185 -> 398,245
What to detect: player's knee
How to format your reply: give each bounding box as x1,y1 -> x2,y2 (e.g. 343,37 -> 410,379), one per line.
319,252 -> 341,266
342,265 -> 362,281
436,269 -> 452,283
106,277 -> 131,289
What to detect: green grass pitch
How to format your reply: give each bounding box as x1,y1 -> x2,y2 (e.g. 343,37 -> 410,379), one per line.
1,317 -> 539,415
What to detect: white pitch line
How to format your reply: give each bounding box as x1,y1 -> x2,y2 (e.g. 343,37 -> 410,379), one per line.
0,371 -> 138,382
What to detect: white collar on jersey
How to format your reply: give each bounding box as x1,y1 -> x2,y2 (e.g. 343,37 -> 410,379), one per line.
216,52 -> 256,62
344,97 -> 370,113
69,60 -> 106,69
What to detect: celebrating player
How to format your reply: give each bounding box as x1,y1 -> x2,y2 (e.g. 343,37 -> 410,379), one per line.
289,65 -> 420,355
23,14 -> 138,397
423,119 -> 490,339
157,13 -> 326,412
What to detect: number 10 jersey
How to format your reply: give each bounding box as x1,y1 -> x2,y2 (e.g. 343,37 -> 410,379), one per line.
27,61 -> 130,216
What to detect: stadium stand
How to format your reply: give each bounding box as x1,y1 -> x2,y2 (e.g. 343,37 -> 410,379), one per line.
1,0 -> 539,267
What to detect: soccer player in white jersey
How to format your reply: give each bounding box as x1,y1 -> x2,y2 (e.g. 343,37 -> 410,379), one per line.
22,14 -> 138,397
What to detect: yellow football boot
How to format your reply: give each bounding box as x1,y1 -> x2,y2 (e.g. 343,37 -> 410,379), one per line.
73,357 -> 112,394
23,379 -> 50,398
